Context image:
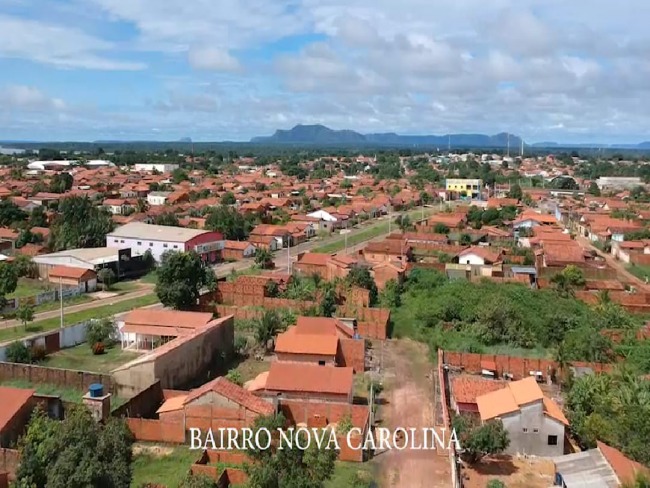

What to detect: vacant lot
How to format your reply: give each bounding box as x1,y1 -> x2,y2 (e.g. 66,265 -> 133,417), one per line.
131,444 -> 199,487
45,343 -> 141,373
8,278 -> 51,299
376,339 -> 452,488
0,378 -> 127,407
461,455 -> 555,488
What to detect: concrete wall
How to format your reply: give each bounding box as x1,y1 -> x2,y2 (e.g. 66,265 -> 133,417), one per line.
112,316 -> 234,396
0,361 -> 114,393
275,353 -> 335,366
500,402 -> 565,457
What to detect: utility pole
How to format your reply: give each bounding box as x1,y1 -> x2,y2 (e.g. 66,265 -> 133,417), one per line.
59,277 -> 64,329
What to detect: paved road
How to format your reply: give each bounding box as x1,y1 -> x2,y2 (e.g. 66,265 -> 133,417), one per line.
0,207 -> 434,330
0,285 -> 155,330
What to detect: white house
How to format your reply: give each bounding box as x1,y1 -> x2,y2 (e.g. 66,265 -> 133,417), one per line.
147,191 -> 171,206
457,246 -> 502,265
476,377 -> 568,457
134,163 -> 180,173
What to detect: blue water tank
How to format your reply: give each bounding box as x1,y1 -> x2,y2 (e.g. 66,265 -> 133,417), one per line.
89,384 -> 103,398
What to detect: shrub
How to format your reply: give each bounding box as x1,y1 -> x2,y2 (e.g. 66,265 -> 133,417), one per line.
6,341 -> 31,363
30,345 -> 48,362
487,480 -> 505,488
86,318 -> 116,349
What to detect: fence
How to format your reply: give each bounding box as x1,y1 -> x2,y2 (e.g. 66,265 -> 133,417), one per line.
437,349 -> 461,488
441,350 -> 614,381
126,418 -> 186,444
0,321 -> 90,362
0,361 -> 114,394
2,284 -> 85,314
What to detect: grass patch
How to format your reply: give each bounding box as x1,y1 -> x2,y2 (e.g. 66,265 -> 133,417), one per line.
325,461 -> 375,488
33,294 -> 94,313
627,264 -> 650,282
482,344 -> 552,359
0,294 -> 159,344
44,343 -> 141,373
139,271 -> 158,285
131,445 -> 198,487
0,378 -> 127,407
230,355 -> 270,383
8,278 -> 51,299
109,281 -> 141,294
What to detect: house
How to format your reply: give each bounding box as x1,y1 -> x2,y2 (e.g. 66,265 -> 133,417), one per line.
134,163 -> 180,173
156,377 -> 275,429
274,327 -> 339,366
257,362 -> 354,404
476,377 -> 568,457
371,261 -> 406,290
222,241 -> 256,261
0,387 -> 35,447
539,243 -> 586,268
457,246 -> 503,265
294,252 -> 330,279
249,225 -> 290,249
513,212 -> 557,229
362,239 -> 412,263
47,265 -> 98,292
147,191 -> 172,206
306,209 -> 340,232
103,198 -> 134,215
119,309 -> 216,350
107,223 -> 224,263
445,178 -> 483,199
554,441 -> 649,488
450,376 -> 507,414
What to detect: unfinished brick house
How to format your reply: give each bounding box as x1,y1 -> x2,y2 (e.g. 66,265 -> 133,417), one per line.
156,377 -> 275,430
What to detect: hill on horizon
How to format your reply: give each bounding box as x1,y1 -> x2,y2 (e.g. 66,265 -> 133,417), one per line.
251,124 -> 525,148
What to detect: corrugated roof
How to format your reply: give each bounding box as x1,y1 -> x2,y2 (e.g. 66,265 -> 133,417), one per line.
108,222 -> 216,242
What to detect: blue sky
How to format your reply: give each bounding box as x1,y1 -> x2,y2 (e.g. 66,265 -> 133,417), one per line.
1,0 -> 650,144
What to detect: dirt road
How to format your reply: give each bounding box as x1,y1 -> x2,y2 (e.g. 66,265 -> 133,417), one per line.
377,339 -> 452,488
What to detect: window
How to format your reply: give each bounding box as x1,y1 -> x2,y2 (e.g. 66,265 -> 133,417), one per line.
120,240 -> 124,243
533,428 -> 539,433
149,243 -> 153,247
114,239 -> 119,243
548,435 -> 558,446
137,241 -> 142,246
522,428 -> 528,433
318,361 -> 326,366
163,244 -> 168,248
173,245 -> 178,249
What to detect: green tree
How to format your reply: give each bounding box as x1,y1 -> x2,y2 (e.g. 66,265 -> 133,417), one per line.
346,267 -> 378,306
86,318 -> 116,351
395,215 -> 413,232
244,413 -> 337,488
0,199 -> 27,226
588,181 -> 601,196
16,304 -> 35,330
178,473 -> 218,488
6,341 -> 31,363
49,172 -> 73,193
221,191 -> 236,205
205,205 -> 255,240
254,310 -> 286,352
153,212 -> 180,227
507,183 -> 523,201
51,196 -> 114,250
97,267 -> 116,291
459,233 -> 472,246
453,416 -> 509,463
13,254 -> 36,278
319,283 -> 337,317
0,261 -> 19,311
551,265 -> 586,296
155,251 -> 210,310
379,279 -> 402,308
171,167 -> 189,184
225,369 -> 243,386
17,406 -> 134,488
255,248 -> 273,269
28,205 -> 48,227
433,223 -> 450,234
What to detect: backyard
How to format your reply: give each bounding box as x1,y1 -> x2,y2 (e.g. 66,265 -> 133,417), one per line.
44,343 -> 141,373
0,293 -> 159,343
130,445 -> 200,487
0,378 -> 128,407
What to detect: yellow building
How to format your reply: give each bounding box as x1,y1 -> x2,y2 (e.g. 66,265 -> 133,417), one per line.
445,178 -> 483,199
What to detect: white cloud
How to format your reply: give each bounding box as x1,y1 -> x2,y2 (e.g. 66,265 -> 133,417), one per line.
0,15 -> 144,70
0,85 -> 66,111
188,47 -> 241,72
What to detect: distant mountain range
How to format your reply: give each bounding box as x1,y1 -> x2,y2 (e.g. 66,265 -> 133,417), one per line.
251,124 -> 525,148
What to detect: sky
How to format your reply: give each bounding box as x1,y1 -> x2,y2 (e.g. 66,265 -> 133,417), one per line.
1,0 -> 650,144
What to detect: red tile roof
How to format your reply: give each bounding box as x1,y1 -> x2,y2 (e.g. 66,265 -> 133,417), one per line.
48,265 -> 96,280
123,309 -> 214,329
275,327 -> 339,356
296,253 -> 330,266
598,441 -> 650,485
0,387 -> 34,431
265,362 -> 353,396
185,377 -> 275,415
451,376 -> 506,404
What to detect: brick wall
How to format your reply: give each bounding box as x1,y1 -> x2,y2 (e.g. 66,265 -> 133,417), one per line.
126,418 -> 185,444
0,362 -> 113,393
442,350 -> 614,380
337,339 -> 365,373
0,471 -> 7,488
0,449 -> 19,476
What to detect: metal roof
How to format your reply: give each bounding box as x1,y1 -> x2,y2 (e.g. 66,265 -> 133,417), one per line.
511,266 -> 537,275
554,449 -> 619,488
108,222 -> 212,243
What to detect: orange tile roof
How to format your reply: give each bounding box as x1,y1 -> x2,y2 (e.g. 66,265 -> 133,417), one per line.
265,362 -> 353,396
156,394 -> 187,414
295,316 -> 352,337
509,377 -> 544,406
476,387 -> 519,421
275,327 -> 339,356
542,397 -> 569,426
296,252 -> 331,266
123,309 -> 214,329
185,377 -> 275,415
0,387 -> 34,431
48,265 -> 95,280
451,376 -> 507,404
